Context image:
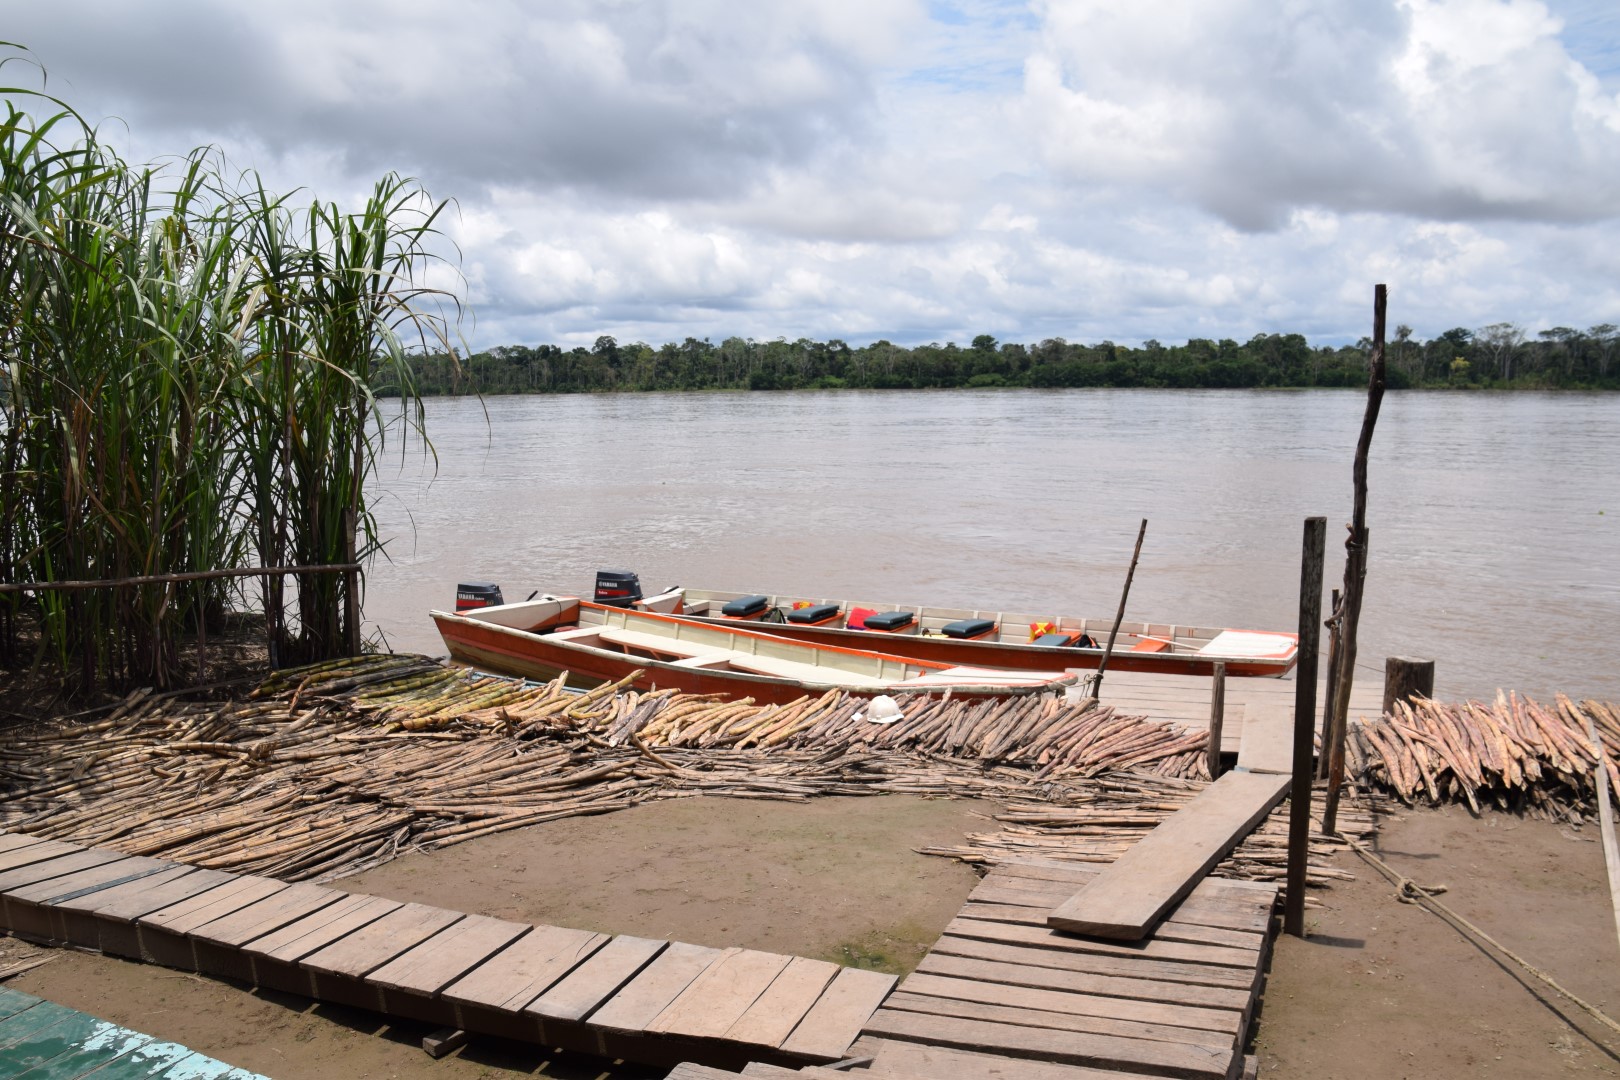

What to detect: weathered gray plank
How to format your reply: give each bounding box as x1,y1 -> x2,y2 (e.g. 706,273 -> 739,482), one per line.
367,914 -> 530,996
930,934 -> 1255,990
866,1036 -> 1162,1080
137,875 -> 288,935
298,902 -> 462,978
647,948 -> 792,1040
442,923 -> 607,1013
187,882 -> 345,947
895,971 -> 1242,1036
944,914 -> 1259,969
864,1007 -> 1230,1080
779,965 -> 895,1061
724,956 -> 842,1049
882,989 -> 1231,1052
527,934 -> 665,1023
53,867 -> 235,923
914,953 -> 1249,1012
1045,771 -> 1290,939
589,941 -> 723,1036
247,893 -> 401,964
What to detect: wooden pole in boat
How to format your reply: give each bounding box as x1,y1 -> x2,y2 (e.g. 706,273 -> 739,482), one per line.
1323,284 -> 1388,835
1207,661 -> 1227,780
1093,518 -> 1148,699
1285,515 -> 1327,938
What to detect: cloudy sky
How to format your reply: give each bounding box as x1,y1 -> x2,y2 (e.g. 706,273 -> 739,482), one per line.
7,0 -> 1620,350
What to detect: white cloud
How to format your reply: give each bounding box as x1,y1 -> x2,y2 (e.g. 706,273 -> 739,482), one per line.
5,0 -> 1620,350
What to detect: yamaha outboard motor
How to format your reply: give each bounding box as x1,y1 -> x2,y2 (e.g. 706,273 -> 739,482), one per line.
455,582 -> 505,612
594,569 -> 643,608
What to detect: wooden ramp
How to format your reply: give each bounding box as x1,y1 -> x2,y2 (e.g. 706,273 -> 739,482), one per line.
0,831 -> 891,1072
0,985 -> 266,1078
846,859 -> 1275,1079
1044,771 -> 1289,939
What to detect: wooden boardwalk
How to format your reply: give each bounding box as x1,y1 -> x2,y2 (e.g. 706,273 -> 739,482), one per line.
1091,669 -> 1383,754
0,985 -> 266,1078
0,832 -> 892,1072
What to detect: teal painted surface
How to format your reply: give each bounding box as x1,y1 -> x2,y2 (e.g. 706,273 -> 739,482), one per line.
0,990 -> 267,1079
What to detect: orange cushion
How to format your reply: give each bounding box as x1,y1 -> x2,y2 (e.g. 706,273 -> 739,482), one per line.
1131,638 -> 1170,653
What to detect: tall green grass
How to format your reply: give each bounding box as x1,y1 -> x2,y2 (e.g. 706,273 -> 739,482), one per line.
0,49 -> 458,690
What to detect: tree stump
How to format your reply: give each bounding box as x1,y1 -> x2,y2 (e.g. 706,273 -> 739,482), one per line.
1382,656 -> 1435,714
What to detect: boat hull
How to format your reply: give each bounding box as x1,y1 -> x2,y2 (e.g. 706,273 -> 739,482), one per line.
678,618 -> 1292,678
431,605 -> 1076,706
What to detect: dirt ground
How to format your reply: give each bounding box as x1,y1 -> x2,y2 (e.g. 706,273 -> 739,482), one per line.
4,794 -> 1620,1079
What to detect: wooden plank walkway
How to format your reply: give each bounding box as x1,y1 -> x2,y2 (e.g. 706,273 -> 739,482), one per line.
1089,669 -> 1381,754
0,985 -> 266,1078
1045,772 -> 1290,938
0,832 -> 892,1072
847,858 -> 1276,1080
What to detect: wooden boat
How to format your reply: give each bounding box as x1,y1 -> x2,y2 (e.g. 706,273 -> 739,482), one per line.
429,596 -> 1079,706
672,588 -> 1299,678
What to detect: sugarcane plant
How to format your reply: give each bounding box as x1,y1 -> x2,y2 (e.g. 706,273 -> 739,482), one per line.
0,45 -> 459,692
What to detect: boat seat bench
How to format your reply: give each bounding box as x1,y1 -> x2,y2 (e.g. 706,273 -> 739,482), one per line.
596,627 -> 728,660
726,654 -> 890,688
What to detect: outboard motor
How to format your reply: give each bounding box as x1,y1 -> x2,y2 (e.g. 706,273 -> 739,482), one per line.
455,582 -> 505,612
594,569 -> 643,608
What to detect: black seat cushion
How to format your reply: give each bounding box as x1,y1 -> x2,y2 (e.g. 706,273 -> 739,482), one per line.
787,602 -> 840,624
722,594 -> 770,617
864,610 -> 915,631
1031,631 -> 1076,647
943,618 -> 997,639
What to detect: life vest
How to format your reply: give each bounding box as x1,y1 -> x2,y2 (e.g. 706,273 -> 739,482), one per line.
1029,620 -> 1057,642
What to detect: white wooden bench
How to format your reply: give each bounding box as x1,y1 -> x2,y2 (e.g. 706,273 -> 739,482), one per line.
726,654 -> 890,689
597,627 -> 727,659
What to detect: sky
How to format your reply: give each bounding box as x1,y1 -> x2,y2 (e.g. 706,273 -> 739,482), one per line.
5,0 -> 1620,351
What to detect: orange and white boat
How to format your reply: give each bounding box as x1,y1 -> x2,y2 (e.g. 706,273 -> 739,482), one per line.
671,587 -> 1299,679
430,595 -> 1078,706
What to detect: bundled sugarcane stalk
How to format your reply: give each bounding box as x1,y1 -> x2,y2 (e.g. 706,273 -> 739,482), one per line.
1345,692 -> 1620,822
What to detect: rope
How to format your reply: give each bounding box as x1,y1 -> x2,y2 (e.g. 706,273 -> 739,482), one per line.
1338,831 -> 1620,1038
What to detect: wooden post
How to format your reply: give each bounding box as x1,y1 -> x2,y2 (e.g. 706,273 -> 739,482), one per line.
1093,518 -> 1148,699
1323,284 -> 1388,835
1382,656 -> 1435,714
1207,662 -> 1227,780
1285,516 -> 1326,938
1317,587 -> 1341,779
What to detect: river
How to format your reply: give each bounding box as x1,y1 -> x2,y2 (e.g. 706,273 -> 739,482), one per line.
363,389 -> 1619,703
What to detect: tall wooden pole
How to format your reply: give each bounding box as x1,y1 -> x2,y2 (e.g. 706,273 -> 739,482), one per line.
1317,587 -> 1341,779
1323,284 -> 1388,833
1093,518 -> 1148,699
1285,516 -> 1327,938
1206,661 -> 1227,780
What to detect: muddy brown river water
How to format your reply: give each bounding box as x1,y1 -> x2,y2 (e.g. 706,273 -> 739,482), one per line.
363,388 -> 1618,702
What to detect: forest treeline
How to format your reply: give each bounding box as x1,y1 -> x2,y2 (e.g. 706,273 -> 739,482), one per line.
397,322 -> 1620,396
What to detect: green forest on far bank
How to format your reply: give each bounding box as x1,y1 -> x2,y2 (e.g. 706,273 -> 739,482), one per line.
396,322 -> 1620,396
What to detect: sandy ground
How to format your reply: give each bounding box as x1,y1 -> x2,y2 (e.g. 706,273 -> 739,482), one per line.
3,794 -> 1619,1079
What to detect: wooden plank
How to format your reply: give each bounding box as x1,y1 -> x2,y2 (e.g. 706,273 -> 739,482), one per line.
914,953 -> 1249,1012
724,956 -> 842,1049
526,934 -> 665,1023
367,914 -> 530,995
648,948 -> 791,1039
930,934 -> 1256,990
866,1036 -> 1162,1080
1045,771 -> 1290,939
780,966 -> 896,1061
53,867 -> 235,923
1236,700 -> 1292,774
0,840 -> 84,877
0,850 -> 128,893
442,923 -> 608,1012
298,902 -> 463,978
247,893 -> 401,964
186,882 -> 345,947
971,880 -> 1274,935
957,900 -> 1266,950
863,1008 -> 1230,1080
4,856 -> 171,906
944,915 -> 1258,970
589,941 -> 724,1036
994,855 -> 1280,899
883,989 -> 1231,1051
137,876 -> 288,935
